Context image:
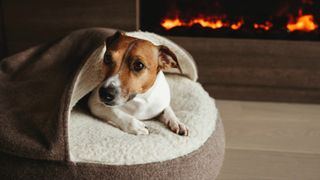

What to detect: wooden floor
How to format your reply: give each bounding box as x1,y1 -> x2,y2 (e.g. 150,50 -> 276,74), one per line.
215,100 -> 320,180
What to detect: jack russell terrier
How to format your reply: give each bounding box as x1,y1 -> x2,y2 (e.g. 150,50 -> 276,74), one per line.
88,31 -> 189,136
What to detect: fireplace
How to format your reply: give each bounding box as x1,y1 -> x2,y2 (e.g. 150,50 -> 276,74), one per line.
0,0 -> 319,103
139,0 -> 320,41
137,0 -> 320,103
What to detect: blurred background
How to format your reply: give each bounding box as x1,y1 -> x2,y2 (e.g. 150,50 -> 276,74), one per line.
0,0 -> 319,179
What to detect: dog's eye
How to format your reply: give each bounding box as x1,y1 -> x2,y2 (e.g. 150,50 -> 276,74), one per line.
132,61 -> 145,72
104,52 -> 113,65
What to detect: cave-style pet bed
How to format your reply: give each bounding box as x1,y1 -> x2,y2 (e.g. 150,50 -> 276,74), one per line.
0,28 -> 225,179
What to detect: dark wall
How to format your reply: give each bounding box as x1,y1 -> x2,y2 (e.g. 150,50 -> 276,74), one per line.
0,0 -> 6,59
1,0 -> 136,56
1,0 -> 319,103
171,36 -> 320,103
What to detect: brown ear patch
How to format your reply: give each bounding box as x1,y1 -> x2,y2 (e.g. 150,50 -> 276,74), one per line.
106,31 -> 124,49
158,45 -> 181,72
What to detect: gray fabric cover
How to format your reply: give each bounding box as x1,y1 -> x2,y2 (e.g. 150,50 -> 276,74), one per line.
0,28 -> 117,160
0,28 -> 225,179
0,118 -> 225,180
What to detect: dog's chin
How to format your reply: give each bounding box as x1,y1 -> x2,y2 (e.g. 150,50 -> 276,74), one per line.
101,99 -> 128,107
102,101 -> 122,107
100,94 -> 136,107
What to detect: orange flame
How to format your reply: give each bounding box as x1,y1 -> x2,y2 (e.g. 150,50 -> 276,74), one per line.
287,10 -> 318,32
161,17 -> 244,30
254,21 -> 273,31
161,18 -> 184,30
161,11 -> 319,33
189,18 -> 225,29
231,19 -> 244,30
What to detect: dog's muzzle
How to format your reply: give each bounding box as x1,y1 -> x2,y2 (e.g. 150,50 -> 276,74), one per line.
99,85 -> 119,106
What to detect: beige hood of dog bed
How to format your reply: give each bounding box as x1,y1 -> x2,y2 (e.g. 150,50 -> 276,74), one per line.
0,28 -> 224,179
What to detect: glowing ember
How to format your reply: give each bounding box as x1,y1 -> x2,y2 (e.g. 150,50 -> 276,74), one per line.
160,9 -> 319,34
254,21 -> 273,31
189,18 -> 225,29
161,18 -> 184,30
161,17 -> 228,30
231,19 -> 244,30
287,10 -> 318,32
161,17 -> 245,30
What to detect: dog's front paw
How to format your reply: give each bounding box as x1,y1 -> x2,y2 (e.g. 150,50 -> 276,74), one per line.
123,119 -> 149,135
166,119 -> 189,136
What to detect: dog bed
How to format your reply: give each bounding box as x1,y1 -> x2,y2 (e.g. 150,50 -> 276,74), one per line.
0,28 -> 225,179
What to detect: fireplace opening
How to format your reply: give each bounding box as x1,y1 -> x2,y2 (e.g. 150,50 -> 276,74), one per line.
139,0 -> 320,41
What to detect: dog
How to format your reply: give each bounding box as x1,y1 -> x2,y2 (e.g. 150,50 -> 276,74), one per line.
88,31 -> 189,136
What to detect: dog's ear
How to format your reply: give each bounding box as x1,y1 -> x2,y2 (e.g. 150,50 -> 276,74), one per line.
106,31 -> 124,49
158,45 -> 181,72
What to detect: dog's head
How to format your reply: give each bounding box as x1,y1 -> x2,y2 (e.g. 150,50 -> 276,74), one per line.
97,31 -> 180,106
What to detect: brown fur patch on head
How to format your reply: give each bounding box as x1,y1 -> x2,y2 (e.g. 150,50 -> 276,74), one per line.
103,33 -> 181,103
118,39 -> 159,96
106,31 -> 124,49
104,34 -> 159,100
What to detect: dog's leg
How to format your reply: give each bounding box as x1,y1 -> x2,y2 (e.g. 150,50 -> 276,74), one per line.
157,106 -> 189,136
93,106 -> 149,135
88,93 -> 149,135
108,108 -> 149,135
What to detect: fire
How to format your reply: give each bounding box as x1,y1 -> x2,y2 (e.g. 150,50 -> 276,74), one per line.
161,16 -> 244,30
231,19 -> 244,30
161,18 -> 184,30
161,10 -> 319,33
287,10 -> 318,32
189,18 -> 225,29
254,21 -> 273,31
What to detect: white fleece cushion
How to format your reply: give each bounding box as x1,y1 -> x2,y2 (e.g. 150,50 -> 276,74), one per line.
69,75 -> 217,165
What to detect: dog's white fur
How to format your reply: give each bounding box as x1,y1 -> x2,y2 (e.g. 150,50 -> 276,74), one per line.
116,71 -> 170,120
88,32 -> 189,135
88,70 -> 186,135
100,74 -> 127,105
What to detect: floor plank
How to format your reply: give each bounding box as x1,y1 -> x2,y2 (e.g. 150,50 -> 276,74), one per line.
216,100 -> 320,154
215,100 -> 320,180
217,148 -> 320,180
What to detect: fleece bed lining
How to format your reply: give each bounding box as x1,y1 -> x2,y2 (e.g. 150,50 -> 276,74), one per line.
69,75 -> 218,165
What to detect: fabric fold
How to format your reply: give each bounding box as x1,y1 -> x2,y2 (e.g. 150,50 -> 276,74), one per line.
0,28 -> 198,161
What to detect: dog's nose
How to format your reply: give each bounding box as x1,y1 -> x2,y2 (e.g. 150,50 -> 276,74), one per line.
99,86 -> 117,103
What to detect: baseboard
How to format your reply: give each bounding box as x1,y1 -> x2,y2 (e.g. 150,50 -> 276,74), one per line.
205,84 -> 320,104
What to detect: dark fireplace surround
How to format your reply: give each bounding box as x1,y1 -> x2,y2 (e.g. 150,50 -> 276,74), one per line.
137,0 -> 320,103
139,0 -> 320,41
0,0 -> 319,103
